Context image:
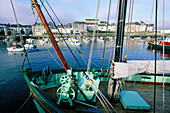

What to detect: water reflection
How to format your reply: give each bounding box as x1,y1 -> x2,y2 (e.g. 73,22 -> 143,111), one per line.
8,51 -> 24,56
147,47 -> 170,60
2,37 -> 170,60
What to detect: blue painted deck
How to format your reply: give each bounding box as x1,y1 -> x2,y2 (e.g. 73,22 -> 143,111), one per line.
120,91 -> 150,110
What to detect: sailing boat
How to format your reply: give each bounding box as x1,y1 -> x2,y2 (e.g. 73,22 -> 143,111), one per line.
20,0 -> 170,112
148,36 -> 170,51
7,34 -> 24,52
7,0 -> 24,52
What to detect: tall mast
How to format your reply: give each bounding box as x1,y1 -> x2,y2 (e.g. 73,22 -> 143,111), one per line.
107,0 -> 128,100
114,0 -> 127,62
31,0 -> 70,71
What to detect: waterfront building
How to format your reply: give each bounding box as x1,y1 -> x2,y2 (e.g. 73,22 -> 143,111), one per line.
72,21 -> 87,35
8,24 -> 32,35
159,29 -> 170,35
135,21 -> 147,32
19,25 -> 32,35
0,23 -> 32,36
0,25 -> 7,35
85,19 -> 99,24
98,21 -> 108,31
1,19 -> 154,37
125,21 -> 154,32
146,24 -> 154,32
56,24 -> 72,35
86,23 -> 97,31
109,23 -> 116,32
98,25 -> 106,31
32,23 -> 45,35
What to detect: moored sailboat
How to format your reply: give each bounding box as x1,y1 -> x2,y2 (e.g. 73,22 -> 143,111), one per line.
148,37 -> 170,51
19,0 -> 170,112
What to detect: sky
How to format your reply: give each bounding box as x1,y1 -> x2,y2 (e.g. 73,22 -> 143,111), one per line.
0,0 -> 170,30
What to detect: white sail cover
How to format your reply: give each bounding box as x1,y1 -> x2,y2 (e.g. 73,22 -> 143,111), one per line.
113,60 -> 170,78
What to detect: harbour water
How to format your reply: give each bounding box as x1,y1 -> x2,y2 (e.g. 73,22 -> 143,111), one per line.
0,38 -> 169,113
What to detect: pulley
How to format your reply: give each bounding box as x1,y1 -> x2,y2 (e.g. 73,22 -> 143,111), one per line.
60,75 -> 70,84
56,74 -> 75,106
56,86 -> 75,106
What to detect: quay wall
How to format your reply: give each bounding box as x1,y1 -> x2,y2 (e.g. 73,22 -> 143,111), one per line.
0,32 -> 167,40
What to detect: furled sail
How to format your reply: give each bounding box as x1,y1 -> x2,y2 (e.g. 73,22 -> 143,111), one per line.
112,60 -> 170,78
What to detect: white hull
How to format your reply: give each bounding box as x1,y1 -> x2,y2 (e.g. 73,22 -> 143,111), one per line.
7,47 -> 24,52
24,44 -> 35,48
26,38 -> 34,43
70,42 -> 81,46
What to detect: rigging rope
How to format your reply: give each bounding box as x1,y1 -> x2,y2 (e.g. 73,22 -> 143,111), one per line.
31,1 -> 117,112
124,0 -> 132,55
162,0 -> 165,112
145,0 -> 154,61
124,0 -> 132,57
93,84 -> 117,113
45,43 -> 64,68
91,86 -> 109,113
45,0 -> 91,67
10,0 -> 23,44
10,0 -> 32,69
87,0 -> 100,73
15,92 -> 32,113
154,0 -> 158,112
125,0 -> 134,60
112,0 -> 119,62
30,0 -> 45,24
107,0 -> 119,74
38,0 -> 91,81
101,0 -> 112,71
21,52 -> 32,70
10,0 -> 25,49
29,0 -> 36,21
44,1 -> 115,111
39,0 -> 82,68
82,55 -> 100,68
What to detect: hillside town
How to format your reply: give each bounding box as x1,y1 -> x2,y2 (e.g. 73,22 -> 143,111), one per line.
0,19 -> 160,36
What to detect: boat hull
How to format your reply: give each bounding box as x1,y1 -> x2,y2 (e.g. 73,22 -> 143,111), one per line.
21,68 -> 170,112
148,42 -> 170,51
7,47 -> 24,52
21,68 -> 63,113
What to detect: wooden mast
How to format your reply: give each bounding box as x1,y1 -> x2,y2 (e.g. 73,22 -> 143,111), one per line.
31,0 -> 70,71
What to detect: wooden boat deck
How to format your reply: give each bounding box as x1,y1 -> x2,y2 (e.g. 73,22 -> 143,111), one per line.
44,81 -> 170,113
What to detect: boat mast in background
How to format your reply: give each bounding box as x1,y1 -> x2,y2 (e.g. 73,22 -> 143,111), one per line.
31,0 -> 70,71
